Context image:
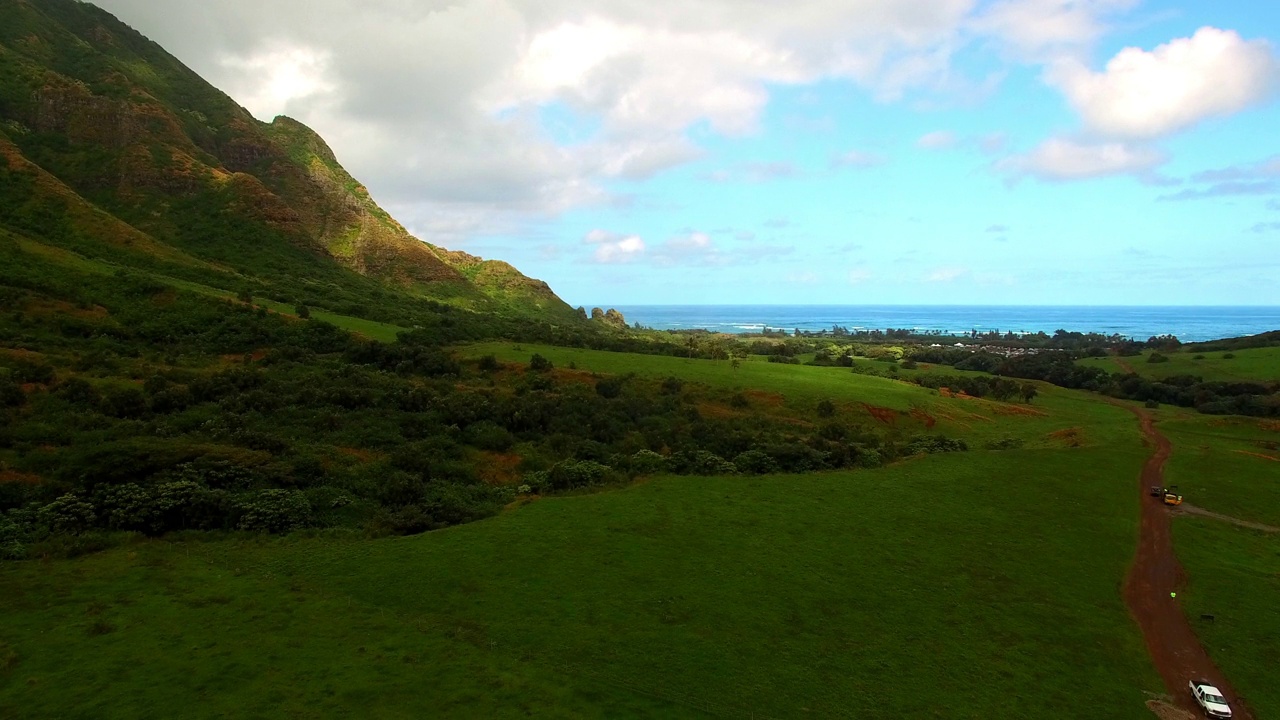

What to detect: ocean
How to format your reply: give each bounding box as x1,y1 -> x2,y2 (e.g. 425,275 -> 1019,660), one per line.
604,305 -> 1280,343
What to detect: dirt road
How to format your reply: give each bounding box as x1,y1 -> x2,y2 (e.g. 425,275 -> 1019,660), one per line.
1177,503 -> 1280,534
1123,407 -> 1253,719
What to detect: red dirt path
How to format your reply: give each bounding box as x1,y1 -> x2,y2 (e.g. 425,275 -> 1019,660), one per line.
1123,407 -> 1253,719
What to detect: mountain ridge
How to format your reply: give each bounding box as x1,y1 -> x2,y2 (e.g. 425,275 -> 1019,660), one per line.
0,0 -> 578,323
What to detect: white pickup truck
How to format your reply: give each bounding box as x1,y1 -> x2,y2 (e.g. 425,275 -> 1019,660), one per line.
1189,679 -> 1232,719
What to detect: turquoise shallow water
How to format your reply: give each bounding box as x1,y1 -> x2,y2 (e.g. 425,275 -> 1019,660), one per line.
603,305 -> 1280,342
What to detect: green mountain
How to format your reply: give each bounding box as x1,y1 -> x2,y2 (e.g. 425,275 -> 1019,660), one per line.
0,0 -> 579,324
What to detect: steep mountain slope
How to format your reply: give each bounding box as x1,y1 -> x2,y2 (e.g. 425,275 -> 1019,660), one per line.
0,0 -> 578,322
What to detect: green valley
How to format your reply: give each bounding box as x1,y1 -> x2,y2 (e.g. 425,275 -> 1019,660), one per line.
1,2 -> 1278,719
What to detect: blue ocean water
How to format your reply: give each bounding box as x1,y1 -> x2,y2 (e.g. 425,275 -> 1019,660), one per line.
605,305 -> 1280,343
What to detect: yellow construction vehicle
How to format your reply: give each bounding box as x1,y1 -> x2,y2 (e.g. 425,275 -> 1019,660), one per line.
1150,485 -> 1184,506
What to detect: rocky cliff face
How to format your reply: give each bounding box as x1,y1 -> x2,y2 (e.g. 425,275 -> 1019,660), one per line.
0,0 -> 578,320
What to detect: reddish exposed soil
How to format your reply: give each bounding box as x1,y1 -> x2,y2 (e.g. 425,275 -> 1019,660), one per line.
861,403 -> 898,425
909,407 -> 937,428
1047,427 -> 1085,447
990,403 -> 1048,417
1123,407 -> 1253,719
0,469 -> 42,485
743,389 -> 785,407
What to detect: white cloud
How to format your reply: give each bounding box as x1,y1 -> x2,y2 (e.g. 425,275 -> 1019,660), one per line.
704,161 -> 799,183
976,0 -> 1139,59
917,130 -> 959,150
999,137 -> 1165,181
831,149 -> 887,168
926,266 -> 969,282
219,45 -> 336,116
1049,27 -> 1280,138
787,271 -> 822,285
978,132 -> 1008,154
585,229 -> 646,263
91,0 -> 987,250
848,268 -> 874,284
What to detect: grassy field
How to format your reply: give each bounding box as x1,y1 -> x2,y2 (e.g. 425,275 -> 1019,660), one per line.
1173,519 -> 1280,718
2,444 -> 1161,718
1159,406 -> 1280,718
1158,411 -> 1280,528
1,343 -> 1174,718
1078,347 -> 1280,383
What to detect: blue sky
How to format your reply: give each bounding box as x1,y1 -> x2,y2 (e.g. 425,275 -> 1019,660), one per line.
98,0 -> 1280,306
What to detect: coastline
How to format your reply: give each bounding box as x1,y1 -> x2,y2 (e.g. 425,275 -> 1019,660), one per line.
596,305 -> 1280,343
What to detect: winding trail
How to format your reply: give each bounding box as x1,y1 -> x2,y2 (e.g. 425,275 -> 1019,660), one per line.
1122,407 -> 1254,719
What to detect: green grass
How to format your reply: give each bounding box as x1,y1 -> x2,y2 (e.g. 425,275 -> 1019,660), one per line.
461,341 -> 1131,449
0,539 -> 678,719
1160,407 -> 1280,718
1078,348 -> 1280,383
1173,519 -> 1280,718
2,441 -> 1161,718
1159,410 -> 1280,527
7,234 -> 409,344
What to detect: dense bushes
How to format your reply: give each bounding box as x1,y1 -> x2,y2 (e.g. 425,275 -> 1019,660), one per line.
0,268 -> 986,559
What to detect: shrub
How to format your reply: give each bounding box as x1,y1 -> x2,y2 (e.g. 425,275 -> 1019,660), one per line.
1222,353 -> 1235,360
1147,353 -> 1169,364
463,421 -> 515,452
660,376 -> 684,395
984,437 -> 1025,451
54,377 -> 100,408
630,449 -> 667,475
528,354 -> 553,372
904,435 -> 968,455
102,388 -> 148,419
733,449 -> 779,474
667,450 -> 737,475
295,304 -> 311,319
900,359 -> 919,370
418,482 -> 503,526
547,460 -> 613,490
36,494 -> 96,534
595,375 -> 627,399
477,354 -> 500,372
857,449 -> 883,468
816,399 -> 835,418
729,393 -> 749,409
237,489 -> 312,533
0,380 -> 24,408
99,483 -> 158,533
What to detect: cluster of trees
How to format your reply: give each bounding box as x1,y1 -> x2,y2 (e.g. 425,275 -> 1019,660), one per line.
917,351 -> 1279,417
1,265 -> 979,558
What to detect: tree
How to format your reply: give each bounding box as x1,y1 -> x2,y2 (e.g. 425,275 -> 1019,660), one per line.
295,303 -> 311,319
1021,382 -> 1038,404
685,334 -> 699,359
